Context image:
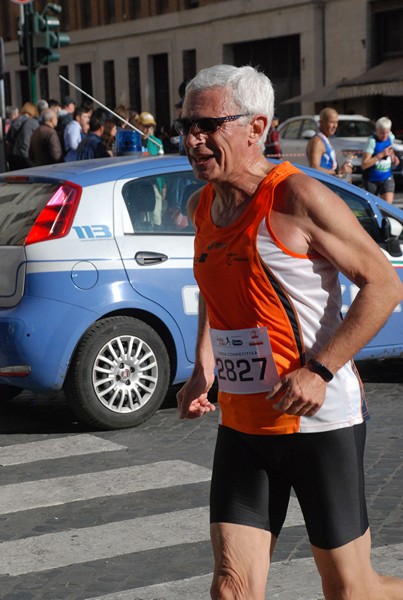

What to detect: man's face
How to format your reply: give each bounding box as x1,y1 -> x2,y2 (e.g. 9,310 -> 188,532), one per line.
182,88 -> 251,183
376,128 -> 390,142
320,111 -> 339,137
79,112 -> 90,134
138,123 -> 155,138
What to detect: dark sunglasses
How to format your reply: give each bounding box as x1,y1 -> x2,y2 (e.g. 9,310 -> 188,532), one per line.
173,114 -> 250,136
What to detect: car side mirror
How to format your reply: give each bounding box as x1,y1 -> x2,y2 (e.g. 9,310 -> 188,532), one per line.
302,129 -> 316,139
381,217 -> 403,257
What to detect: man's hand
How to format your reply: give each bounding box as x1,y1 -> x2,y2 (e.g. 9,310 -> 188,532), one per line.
177,371 -> 216,419
267,367 -> 327,417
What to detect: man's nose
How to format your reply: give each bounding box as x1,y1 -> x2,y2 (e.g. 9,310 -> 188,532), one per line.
186,129 -> 205,144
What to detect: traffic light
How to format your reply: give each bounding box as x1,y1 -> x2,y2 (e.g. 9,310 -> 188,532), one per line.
18,16 -> 30,67
31,7 -> 70,67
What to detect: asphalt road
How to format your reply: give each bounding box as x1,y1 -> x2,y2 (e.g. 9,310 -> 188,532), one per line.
393,189 -> 403,207
0,359 -> 402,599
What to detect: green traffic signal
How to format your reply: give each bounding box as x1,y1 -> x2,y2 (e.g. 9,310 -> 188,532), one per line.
31,10 -> 70,67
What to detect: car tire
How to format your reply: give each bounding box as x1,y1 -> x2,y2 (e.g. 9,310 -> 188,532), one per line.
64,316 -> 170,430
0,384 -> 22,402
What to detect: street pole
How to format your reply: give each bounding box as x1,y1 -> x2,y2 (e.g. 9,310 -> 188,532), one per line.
0,37 -> 6,173
20,4 -> 37,104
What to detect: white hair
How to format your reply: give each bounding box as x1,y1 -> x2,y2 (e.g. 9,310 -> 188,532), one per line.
185,64 -> 275,151
42,108 -> 57,124
375,116 -> 392,131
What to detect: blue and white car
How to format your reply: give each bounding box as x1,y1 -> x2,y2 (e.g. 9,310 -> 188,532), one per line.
0,156 -> 402,430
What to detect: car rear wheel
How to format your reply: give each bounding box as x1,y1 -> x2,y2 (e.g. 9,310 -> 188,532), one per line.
64,316 -> 170,430
0,384 -> 22,402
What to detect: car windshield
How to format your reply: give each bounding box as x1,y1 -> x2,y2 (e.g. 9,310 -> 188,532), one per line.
334,120 -> 374,137
0,181 -> 59,245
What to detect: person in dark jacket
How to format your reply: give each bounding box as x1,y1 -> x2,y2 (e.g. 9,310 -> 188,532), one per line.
75,108 -> 110,160
7,102 -> 39,170
29,109 -> 63,166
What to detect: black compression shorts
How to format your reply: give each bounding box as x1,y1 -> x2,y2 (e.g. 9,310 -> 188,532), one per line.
210,423 -> 369,550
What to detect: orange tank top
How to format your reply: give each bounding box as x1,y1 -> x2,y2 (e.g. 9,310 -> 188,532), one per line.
194,163 -> 303,434
193,162 -> 367,435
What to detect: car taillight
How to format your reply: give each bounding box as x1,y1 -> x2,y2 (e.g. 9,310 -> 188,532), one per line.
24,182 -> 82,245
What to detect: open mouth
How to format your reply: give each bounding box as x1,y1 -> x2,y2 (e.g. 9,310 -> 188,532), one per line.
193,155 -> 214,166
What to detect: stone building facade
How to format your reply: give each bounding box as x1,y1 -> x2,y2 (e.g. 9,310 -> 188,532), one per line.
2,0 -> 403,134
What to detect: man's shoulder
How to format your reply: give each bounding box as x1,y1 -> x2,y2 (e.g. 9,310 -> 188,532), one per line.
65,119 -> 79,132
273,167 -> 322,207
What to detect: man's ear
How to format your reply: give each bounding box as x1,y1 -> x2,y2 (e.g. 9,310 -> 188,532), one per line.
249,115 -> 268,145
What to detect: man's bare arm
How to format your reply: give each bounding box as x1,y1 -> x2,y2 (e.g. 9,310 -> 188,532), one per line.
176,187 -> 216,419
269,175 -> 403,415
307,136 -> 337,175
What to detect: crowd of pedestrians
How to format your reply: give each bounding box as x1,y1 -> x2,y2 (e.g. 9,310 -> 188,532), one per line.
4,96 -> 167,171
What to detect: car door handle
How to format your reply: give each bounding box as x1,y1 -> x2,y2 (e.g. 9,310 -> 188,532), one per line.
135,251 -> 168,265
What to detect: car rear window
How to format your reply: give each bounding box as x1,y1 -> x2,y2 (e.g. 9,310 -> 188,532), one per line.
0,181 -> 59,245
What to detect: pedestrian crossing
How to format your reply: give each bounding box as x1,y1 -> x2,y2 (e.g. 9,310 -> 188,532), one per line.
0,431 -> 401,599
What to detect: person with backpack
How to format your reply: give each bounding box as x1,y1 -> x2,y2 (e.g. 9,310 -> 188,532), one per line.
75,108 -> 110,160
7,102 -> 39,170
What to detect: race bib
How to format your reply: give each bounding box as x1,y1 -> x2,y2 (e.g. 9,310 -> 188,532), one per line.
210,327 -> 280,394
375,156 -> 392,172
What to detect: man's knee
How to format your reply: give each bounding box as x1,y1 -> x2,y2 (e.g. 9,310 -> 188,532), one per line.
322,576 -> 357,600
210,571 -> 246,600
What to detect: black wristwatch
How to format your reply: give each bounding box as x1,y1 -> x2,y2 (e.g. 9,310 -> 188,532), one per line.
306,358 -> 334,382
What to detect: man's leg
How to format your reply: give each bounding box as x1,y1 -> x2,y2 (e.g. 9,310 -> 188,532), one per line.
312,528 -> 403,600
209,426 -> 291,600
291,423 -> 403,599
381,191 -> 394,204
380,176 -> 395,204
210,522 -> 273,600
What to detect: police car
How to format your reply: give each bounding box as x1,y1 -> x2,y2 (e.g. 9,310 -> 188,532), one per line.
0,156 -> 402,430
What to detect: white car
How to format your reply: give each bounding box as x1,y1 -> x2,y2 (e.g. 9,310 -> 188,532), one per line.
277,114 -> 375,183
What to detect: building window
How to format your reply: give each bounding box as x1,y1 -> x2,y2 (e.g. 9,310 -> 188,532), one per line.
104,0 -> 116,24
156,0 -> 170,14
151,53 -> 170,133
128,57 -> 141,112
373,8 -> 403,61
59,0 -> 70,30
230,35 -> 300,120
104,60 -> 116,109
185,0 -> 199,8
59,65 -> 69,103
82,2 -> 92,28
4,73 -> 11,106
125,0 -> 142,19
17,70 -> 29,106
38,68 -> 49,101
182,49 -> 196,83
78,63 -> 93,102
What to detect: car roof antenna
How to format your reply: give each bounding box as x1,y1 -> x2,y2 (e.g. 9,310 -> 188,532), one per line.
58,74 -> 164,154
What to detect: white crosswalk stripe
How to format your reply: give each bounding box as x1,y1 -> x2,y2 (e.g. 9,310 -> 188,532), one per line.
85,544 -> 403,600
0,461 -> 212,514
3,431 -> 398,599
0,506 -> 210,576
0,434 -> 125,465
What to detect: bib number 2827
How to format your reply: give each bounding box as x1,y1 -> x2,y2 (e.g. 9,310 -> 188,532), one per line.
216,357 -> 267,383
210,327 -> 279,394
